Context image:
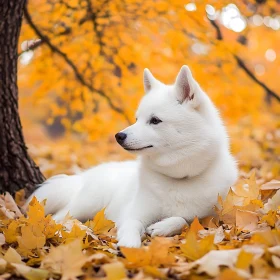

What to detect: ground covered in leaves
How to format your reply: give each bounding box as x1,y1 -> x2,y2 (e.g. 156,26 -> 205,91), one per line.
0,173 -> 280,280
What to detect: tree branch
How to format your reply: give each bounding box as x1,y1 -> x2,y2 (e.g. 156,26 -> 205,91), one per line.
18,39 -> 42,57
209,19 -> 223,40
23,4 -> 130,122
234,55 -> 280,102
208,18 -> 280,103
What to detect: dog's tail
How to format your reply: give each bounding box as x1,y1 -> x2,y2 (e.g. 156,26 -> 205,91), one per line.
23,174 -> 83,215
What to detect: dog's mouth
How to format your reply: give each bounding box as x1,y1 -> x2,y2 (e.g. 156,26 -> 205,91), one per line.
124,145 -> 153,151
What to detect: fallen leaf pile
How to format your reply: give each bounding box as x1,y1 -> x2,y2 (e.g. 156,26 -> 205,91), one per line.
1,172 -> 280,279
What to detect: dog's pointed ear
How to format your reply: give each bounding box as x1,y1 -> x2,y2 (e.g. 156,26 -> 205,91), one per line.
175,65 -> 198,105
143,68 -> 158,93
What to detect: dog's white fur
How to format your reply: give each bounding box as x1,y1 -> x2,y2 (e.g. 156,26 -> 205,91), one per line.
25,66 -> 238,247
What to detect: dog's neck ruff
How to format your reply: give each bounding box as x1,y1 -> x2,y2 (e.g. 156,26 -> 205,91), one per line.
165,173 -> 189,180
141,156 -> 204,180
141,144 -> 221,180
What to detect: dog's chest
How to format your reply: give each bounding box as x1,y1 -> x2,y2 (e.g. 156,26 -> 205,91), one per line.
148,177 -> 214,220
161,184 -> 195,216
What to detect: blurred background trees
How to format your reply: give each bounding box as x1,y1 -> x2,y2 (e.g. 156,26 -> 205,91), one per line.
18,0 -> 280,179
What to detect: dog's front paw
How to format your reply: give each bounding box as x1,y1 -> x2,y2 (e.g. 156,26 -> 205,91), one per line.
117,219 -> 145,248
146,221 -> 171,237
117,232 -> 142,248
147,217 -> 188,237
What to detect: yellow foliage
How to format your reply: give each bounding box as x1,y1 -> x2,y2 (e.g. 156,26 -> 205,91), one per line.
18,0 -> 279,172
9,0 -> 280,278
103,262 -> 126,280
17,225 -> 46,255
189,216 -> 204,235
181,232 -> 216,261
121,237 -> 174,268
0,178 -> 279,278
61,224 -> 87,243
40,240 -> 89,279
85,208 -> 115,235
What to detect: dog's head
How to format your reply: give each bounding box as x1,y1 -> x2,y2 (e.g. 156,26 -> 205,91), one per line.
115,65 -> 227,168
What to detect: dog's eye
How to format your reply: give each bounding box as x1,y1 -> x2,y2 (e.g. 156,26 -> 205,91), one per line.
149,116 -> 162,125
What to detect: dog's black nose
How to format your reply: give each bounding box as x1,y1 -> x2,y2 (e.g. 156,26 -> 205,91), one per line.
115,132 -> 127,145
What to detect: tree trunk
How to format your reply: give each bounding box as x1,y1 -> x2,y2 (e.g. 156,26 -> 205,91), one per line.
0,0 -> 45,195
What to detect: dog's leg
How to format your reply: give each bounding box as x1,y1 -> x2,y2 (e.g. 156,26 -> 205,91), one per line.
116,191 -> 160,248
117,219 -> 145,248
52,207 -> 70,222
52,193 -> 103,222
146,217 -> 188,237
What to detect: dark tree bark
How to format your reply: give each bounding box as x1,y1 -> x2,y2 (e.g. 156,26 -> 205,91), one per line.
0,0 -> 45,195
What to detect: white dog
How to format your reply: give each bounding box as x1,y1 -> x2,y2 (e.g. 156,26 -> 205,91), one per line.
26,66 -> 238,247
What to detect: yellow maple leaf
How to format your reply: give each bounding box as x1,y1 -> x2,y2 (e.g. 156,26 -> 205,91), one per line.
85,208 -> 114,235
17,225 -> 46,257
223,189 -> 245,211
261,210 -> 278,227
26,197 -> 46,225
181,232 -> 216,261
24,196 -> 61,240
103,262 -> 126,280
233,171 -> 260,202
149,238 -> 175,266
121,237 -> 174,268
41,239 -> 89,279
61,223 -> 87,243
40,215 -> 62,239
216,190 -> 240,224
189,216 -> 204,235
216,182 -> 262,225
235,250 -> 254,270
2,220 -> 20,243
121,247 -> 151,268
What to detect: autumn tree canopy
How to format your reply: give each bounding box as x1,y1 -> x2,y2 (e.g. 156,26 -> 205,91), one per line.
0,0 -> 279,279
17,0 -> 280,177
